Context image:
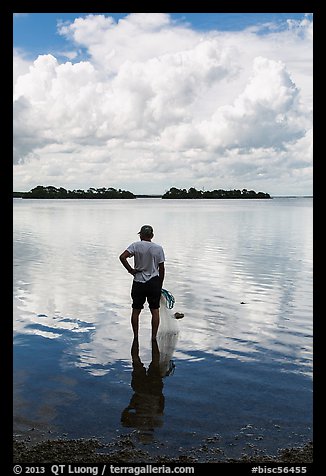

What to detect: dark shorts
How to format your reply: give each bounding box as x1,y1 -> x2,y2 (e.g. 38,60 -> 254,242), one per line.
131,276 -> 162,310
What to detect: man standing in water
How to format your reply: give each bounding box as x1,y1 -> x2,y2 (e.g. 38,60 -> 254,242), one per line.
119,225 -> 165,340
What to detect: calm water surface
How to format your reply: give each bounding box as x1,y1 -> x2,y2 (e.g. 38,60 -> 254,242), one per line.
13,198 -> 313,459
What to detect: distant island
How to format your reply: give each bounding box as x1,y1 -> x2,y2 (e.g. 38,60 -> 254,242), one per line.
162,187 -> 271,199
13,185 -> 136,199
13,185 -> 271,200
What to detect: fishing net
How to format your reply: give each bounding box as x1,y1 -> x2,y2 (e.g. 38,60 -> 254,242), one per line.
161,288 -> 175,309
157,289 -> 180,377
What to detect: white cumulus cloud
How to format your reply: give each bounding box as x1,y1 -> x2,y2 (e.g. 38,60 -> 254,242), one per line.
13,13 -> 313,195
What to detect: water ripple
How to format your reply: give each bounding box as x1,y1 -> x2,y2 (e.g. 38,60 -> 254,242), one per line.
13,198 -> 313,454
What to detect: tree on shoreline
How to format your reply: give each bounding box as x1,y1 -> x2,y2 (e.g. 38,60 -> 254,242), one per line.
162,187 -> 271,199
13,185 -> 271,199
13,185 -> 136,199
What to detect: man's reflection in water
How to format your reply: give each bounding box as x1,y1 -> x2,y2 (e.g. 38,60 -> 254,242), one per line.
121,338 -> 167,443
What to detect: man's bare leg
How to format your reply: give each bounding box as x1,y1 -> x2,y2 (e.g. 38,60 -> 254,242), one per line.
131,309 -> 141,338
150,308 -> 160,340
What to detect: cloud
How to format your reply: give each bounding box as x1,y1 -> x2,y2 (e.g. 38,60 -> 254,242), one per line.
13,49 -> 31,86
57,13 -> 197,74
196,56 -> 305,151
13,13 -> 313,195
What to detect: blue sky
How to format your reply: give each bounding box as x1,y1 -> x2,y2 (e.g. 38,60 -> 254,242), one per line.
14,13 -> 309,59
13,12 -> 313,195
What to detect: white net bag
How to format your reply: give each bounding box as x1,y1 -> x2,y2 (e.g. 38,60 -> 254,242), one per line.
157,289 -> 180,377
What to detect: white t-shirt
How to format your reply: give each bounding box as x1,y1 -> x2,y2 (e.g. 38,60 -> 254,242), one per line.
127,240 -> 165,283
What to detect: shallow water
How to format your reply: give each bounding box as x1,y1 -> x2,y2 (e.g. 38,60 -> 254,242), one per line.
13,197 -> 313,459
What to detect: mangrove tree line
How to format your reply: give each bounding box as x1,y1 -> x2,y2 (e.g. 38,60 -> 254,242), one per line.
162,187 -> 271,199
